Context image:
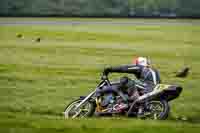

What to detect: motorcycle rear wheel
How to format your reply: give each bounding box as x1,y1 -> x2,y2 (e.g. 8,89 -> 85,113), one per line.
144,100 -> 170,120
64,99 -> 95,119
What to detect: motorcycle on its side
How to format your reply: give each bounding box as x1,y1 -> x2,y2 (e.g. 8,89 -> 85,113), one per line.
63,73 -> 182,120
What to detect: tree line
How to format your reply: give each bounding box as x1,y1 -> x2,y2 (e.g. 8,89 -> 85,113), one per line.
0,0 -> 199,17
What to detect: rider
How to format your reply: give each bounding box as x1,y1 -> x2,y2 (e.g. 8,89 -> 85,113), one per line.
97,57 -> 161,112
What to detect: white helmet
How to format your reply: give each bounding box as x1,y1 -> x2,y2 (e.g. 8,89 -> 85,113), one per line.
132,57 -> 150,67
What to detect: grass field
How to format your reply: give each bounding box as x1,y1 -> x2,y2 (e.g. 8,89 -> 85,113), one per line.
0,18 -> 200,133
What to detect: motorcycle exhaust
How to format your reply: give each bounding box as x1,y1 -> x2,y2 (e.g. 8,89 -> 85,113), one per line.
136,89 -> 161,102
127,89 -> 162,116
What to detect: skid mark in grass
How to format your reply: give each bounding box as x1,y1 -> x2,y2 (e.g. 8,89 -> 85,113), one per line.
0,106 -> 62,117
0,75 -> 35,83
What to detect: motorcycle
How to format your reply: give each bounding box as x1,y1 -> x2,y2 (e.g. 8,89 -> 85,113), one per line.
63,73 -> 182,120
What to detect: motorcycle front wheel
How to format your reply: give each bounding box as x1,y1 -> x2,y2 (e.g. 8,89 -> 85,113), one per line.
63,99 -> 95,119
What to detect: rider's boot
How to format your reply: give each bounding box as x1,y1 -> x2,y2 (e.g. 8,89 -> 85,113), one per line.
137,106 -> 145,118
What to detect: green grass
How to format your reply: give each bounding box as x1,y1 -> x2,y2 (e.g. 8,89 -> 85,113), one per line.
0,18 -> 200,132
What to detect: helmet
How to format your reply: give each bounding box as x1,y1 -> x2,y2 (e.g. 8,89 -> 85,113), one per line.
132,57 -> 150,67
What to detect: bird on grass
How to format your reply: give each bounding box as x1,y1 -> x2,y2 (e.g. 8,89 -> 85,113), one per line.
16,34 -> 23,38
176,67 -> 190,78
35,37 -> 41,42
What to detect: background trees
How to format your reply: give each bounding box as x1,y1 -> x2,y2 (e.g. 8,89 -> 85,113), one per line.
0,0 -> 199,17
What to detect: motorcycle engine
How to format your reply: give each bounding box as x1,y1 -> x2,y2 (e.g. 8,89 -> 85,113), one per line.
100,93 -> 115,107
